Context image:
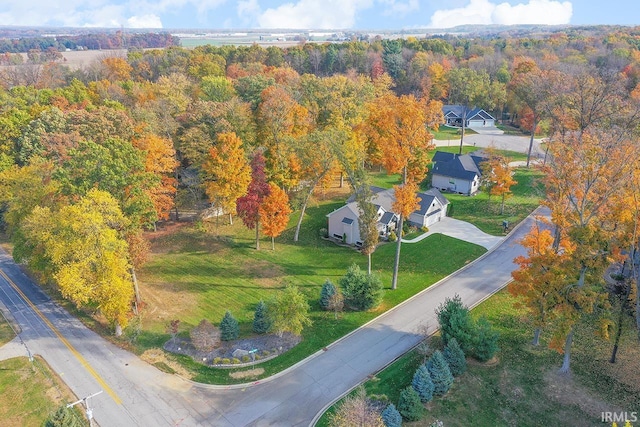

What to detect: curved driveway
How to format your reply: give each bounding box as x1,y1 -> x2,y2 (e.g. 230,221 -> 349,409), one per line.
0,209 -> 544,426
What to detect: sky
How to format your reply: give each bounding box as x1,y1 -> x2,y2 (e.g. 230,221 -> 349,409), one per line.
0,0 -> 637,30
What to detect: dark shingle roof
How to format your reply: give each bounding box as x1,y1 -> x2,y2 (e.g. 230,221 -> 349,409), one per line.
346,185 -> 388,204
379,211 -> 396,225
442,105 -> 495,121
432,151 -> 486,181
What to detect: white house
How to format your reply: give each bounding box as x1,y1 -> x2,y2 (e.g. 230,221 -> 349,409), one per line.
326,187 -> 449,245
431,151 -> 486,196
443,105 -> 496,128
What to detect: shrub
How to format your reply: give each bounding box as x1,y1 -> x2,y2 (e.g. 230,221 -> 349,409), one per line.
220,310 -> 239,341
254,354 -> 262,360
189,319 -> 220,352
397,386 -> 423,421
443,337 -> 467,376
389,231 -> 397,242
330,386 -> 384,427
411,364 -> 434,403
262,350 -> 270,356
319,227 -> 328,238
421,226 -> 429,233
426,350 -> 454,396
435,294 -> 475,353
252,300 -> 271,334
221,358 -> 231,364
213,357 -> 222,364
45,405 -> 82,427
241,355 -> 250,362
472,316 -> 500,362
267,285 -> 312,336
339,263 -> 384,311
231,358 -> 241,364
319,279 -> 337,310
381,403 -> 403,427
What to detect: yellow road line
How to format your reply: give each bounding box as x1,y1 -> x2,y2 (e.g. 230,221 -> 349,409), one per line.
0,269 -> 122,404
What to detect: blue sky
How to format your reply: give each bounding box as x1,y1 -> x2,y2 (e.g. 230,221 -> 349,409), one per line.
0,0 -> 637,30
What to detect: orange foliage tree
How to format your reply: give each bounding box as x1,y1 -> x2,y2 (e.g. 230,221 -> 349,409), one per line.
259,183 -> 292,250
481,149 -> 517,215
201,132 -> 251,226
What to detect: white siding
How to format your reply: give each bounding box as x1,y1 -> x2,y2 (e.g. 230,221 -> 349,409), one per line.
432,174 -> 473,195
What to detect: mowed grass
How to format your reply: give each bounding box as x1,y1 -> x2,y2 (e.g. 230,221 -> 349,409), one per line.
0,315 -> 15,346
446,167 -> 545,235
318,289 -> 640,427
137,193 -> 486,383
0,356 -> 86,426
431,126 -> 477,140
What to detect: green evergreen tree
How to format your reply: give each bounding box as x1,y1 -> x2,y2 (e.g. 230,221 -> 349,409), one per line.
381,403 -> 403,427
397,386 -> 423,422
252,300 -> 271,334
339,263 -> 383,311
45,405 -> 84,427
411,364 -> 434,402
319,279 -> 336,310
435,294 -> 475,353
220,310 -> 239,341
443,337 -> 467,376
472,316 -> 499,362
426,350 -> 454,396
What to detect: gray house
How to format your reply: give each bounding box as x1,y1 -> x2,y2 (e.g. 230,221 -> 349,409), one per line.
443,105 -> 496,128
326,187 -> 449,245
431,151 -> 486,196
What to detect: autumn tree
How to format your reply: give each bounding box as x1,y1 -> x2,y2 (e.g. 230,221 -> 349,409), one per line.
202,132 -> 251,225
481,150 -> 517,215
391,182 -> 421,290
190,320 -> 221,352
364,93 -> 439,289
329,386 -> 384,427
356,184 -> 379,275
259,183 -> 292,250
16,190 -> 134,335
237,151 -> 270,250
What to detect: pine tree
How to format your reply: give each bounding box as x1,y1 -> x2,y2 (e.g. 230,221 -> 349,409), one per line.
473,316 -> 499,362
381,403 -> 403,427
220,311 -> 239,341
45,405 -> 83,427
339,263 -> 383,311
252,300 -> 270,334
411,364 -> 435,403
397,386 -> 423,422
427,350 -> 454,396
320,280 -> 337,310
443,337 -> 467,376
435,294 -> 475,353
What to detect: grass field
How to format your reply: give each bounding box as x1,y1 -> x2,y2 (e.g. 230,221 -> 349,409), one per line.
431,126 -> 477,140
317,289 -> 640,426
0,354 -> 86,426
136,190 -> 486,383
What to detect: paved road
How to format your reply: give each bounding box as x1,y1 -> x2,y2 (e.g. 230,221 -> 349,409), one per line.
0,209 -> 543,426
435,133 -> 546,159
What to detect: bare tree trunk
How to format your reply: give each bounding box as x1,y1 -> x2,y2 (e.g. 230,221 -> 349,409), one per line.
340,171 -> 344,188
294,179 -> 323,242
255,221 -> 260,250
500,193 -> 506,215
559,329 -> 574,374
458,114 -> 467,155
368,252 -> 371,275
532,328 -> 541,346
271,236 -> 275,250
115,323 -> 123,337
526,115 -> 537,168
131,267 -> 141,313
391,215 -> 403,290
229,213 -> 233,225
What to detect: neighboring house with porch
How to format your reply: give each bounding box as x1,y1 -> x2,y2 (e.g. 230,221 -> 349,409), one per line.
326,186 -> 449,245
431,151 -> 487,196
443,105 -> 496,128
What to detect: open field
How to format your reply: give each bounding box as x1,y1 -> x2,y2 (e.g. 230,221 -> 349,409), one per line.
317,289 -> 640,426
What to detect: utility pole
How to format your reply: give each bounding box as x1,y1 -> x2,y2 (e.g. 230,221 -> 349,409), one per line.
67,390 -> 103,426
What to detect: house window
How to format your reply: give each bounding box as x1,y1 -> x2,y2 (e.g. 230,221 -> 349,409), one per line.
333,233 -> 343,240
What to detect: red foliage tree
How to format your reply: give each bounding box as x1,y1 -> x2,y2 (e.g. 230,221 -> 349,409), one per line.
236,151 -> 270,249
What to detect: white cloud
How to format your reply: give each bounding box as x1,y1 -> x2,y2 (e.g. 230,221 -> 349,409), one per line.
257,0 -> 374,29
429,0 -> 573,28
127,14 -> 163,28
237,0 -> 260,20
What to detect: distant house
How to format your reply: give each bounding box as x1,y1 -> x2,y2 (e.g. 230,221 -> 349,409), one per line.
431,151 -> 487,196
443,105 -> 496,128
326,186 -> 449,245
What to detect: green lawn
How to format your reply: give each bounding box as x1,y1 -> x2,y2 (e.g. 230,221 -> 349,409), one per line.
317,289 -> 640,426
446,167 -> 545,235
431,126 -> 477,140
136,196 -> 486,384
0,314 -> 15,346
0,356 -> 87,426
